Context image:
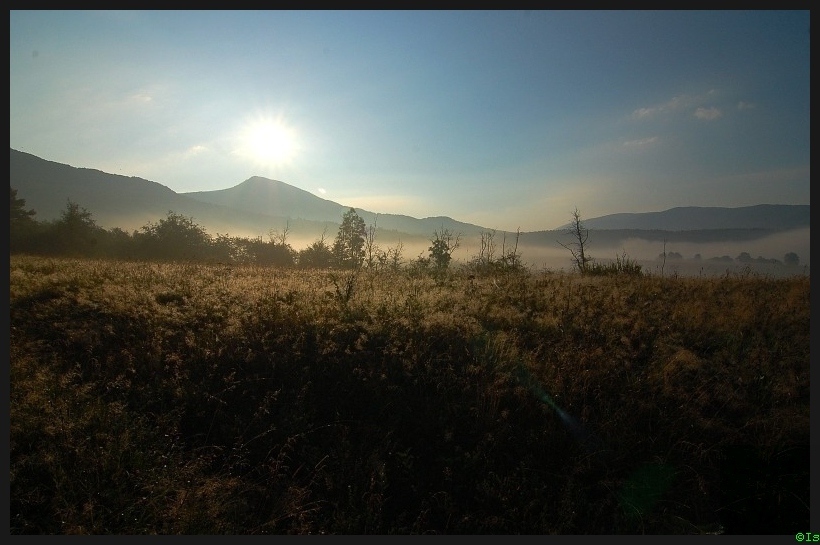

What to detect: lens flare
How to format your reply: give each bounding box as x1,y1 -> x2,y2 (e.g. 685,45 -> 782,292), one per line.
514,363 -> 676,519
514,364 -> 605,454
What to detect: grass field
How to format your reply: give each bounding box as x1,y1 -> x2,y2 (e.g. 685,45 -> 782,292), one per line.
10,255 -> 810,534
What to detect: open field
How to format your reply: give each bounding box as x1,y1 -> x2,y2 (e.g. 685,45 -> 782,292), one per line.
10,255 -> 810,534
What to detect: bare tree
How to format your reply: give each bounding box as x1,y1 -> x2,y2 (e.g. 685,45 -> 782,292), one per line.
389,240 -> 404,270
476,229 -> 497,268
558,207 -> 592,273
364,215 -> 379,269
269,219 -> 291,246
661,238 -> 667,277
500,228 -> 523,270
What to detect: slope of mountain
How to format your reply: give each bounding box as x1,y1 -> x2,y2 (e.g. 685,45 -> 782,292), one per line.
10,149 -> 347,238
183,176 -> 347,223
10,148 -> 486,239
182,177 -> 487,237
11,148 -> 181,222
560,205 -> 810,231
10,148 -> 810,251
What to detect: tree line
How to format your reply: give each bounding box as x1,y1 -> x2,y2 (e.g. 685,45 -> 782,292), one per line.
655,250 -> 800,267
10,186 -> 484,271
558,206 -> 802,273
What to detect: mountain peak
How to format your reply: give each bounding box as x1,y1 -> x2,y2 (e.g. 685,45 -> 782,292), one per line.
229,176 -> 315,198
183,175 -> 345,222
240,176 -> 284,186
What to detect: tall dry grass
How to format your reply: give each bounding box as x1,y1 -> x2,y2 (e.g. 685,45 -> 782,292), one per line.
10,255 -> 810,534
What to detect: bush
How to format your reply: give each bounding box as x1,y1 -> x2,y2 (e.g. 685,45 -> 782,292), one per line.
586,251 -> 643,276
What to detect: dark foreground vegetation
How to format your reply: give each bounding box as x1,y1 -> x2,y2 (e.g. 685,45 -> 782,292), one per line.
10,255 -> 810,534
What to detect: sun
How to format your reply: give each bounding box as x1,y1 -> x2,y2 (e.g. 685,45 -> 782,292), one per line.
236,116 -> 299,169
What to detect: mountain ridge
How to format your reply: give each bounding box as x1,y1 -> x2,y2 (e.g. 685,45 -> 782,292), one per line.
560,204 -> 810,232
9,148 -> 487,239
10,148 -> 810,241
181,175 -> 489,237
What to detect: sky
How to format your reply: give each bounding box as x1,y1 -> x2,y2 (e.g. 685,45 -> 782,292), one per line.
9,10 -> 811,232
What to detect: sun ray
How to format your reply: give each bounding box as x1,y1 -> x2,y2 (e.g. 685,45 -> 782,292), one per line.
235,114 -> 300,171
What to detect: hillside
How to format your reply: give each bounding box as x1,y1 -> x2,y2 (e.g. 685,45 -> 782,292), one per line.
10,148 -> 485,240
559,205 -> 810,231
10,148 -> 810,266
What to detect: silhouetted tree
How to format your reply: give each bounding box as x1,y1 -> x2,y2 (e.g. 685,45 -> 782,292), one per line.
49,200 -> 104,256
428,227 -> 461,269
755,255 -> 780,265
10,187 -> 36,225
298,228 -> 334,268
498,228 -> 524,271
207,233 -> 243,264
10,187 -> 38,253
784,252 -> 800,266
99,227 -> 137,259
364,216 -> 379,269
470,228 -> 523,273
558,207 -> 592,273
332,208 -> 366,269
136,211 -> 211,261
471,229 -> 497,270
376,241 -> 404,271
269,220 -> 292,247
251,236 -> 296,267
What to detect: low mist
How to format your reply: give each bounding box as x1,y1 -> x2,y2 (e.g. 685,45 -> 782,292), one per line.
477,227 -> 810,277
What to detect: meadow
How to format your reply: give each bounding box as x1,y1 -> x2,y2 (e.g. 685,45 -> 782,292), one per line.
9,255 -> 810,534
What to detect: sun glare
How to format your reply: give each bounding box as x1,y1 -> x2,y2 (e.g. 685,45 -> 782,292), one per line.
236,116 -> 299,169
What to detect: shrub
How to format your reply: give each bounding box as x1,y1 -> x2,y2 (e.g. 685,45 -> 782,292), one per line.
587,251 -> 643,276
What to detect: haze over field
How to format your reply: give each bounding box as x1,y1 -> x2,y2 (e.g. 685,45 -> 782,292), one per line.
9,10 -> 810,233
10,146 -> 810,275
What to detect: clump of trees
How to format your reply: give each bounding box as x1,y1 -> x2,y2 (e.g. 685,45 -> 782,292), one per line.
11,192 -> 109,257
297,230 -> 333,268
10,187 -> 414,271
658,250 -> 802,267
136,212 -> 212,261
558,207 -> 642,276
296,209 -> 405,271
468,228 -> 525,275
555,206 -> 803,276
11,187 -> 803,274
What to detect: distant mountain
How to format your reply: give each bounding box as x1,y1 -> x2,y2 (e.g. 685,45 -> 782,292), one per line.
183,176 -> 348,224
560,205 -> 810,231
182,177 -> 486,237
9,148 -> 485,241
10,148 -> 183,225
9,149 -> 355,241
10,148 -> 809,254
